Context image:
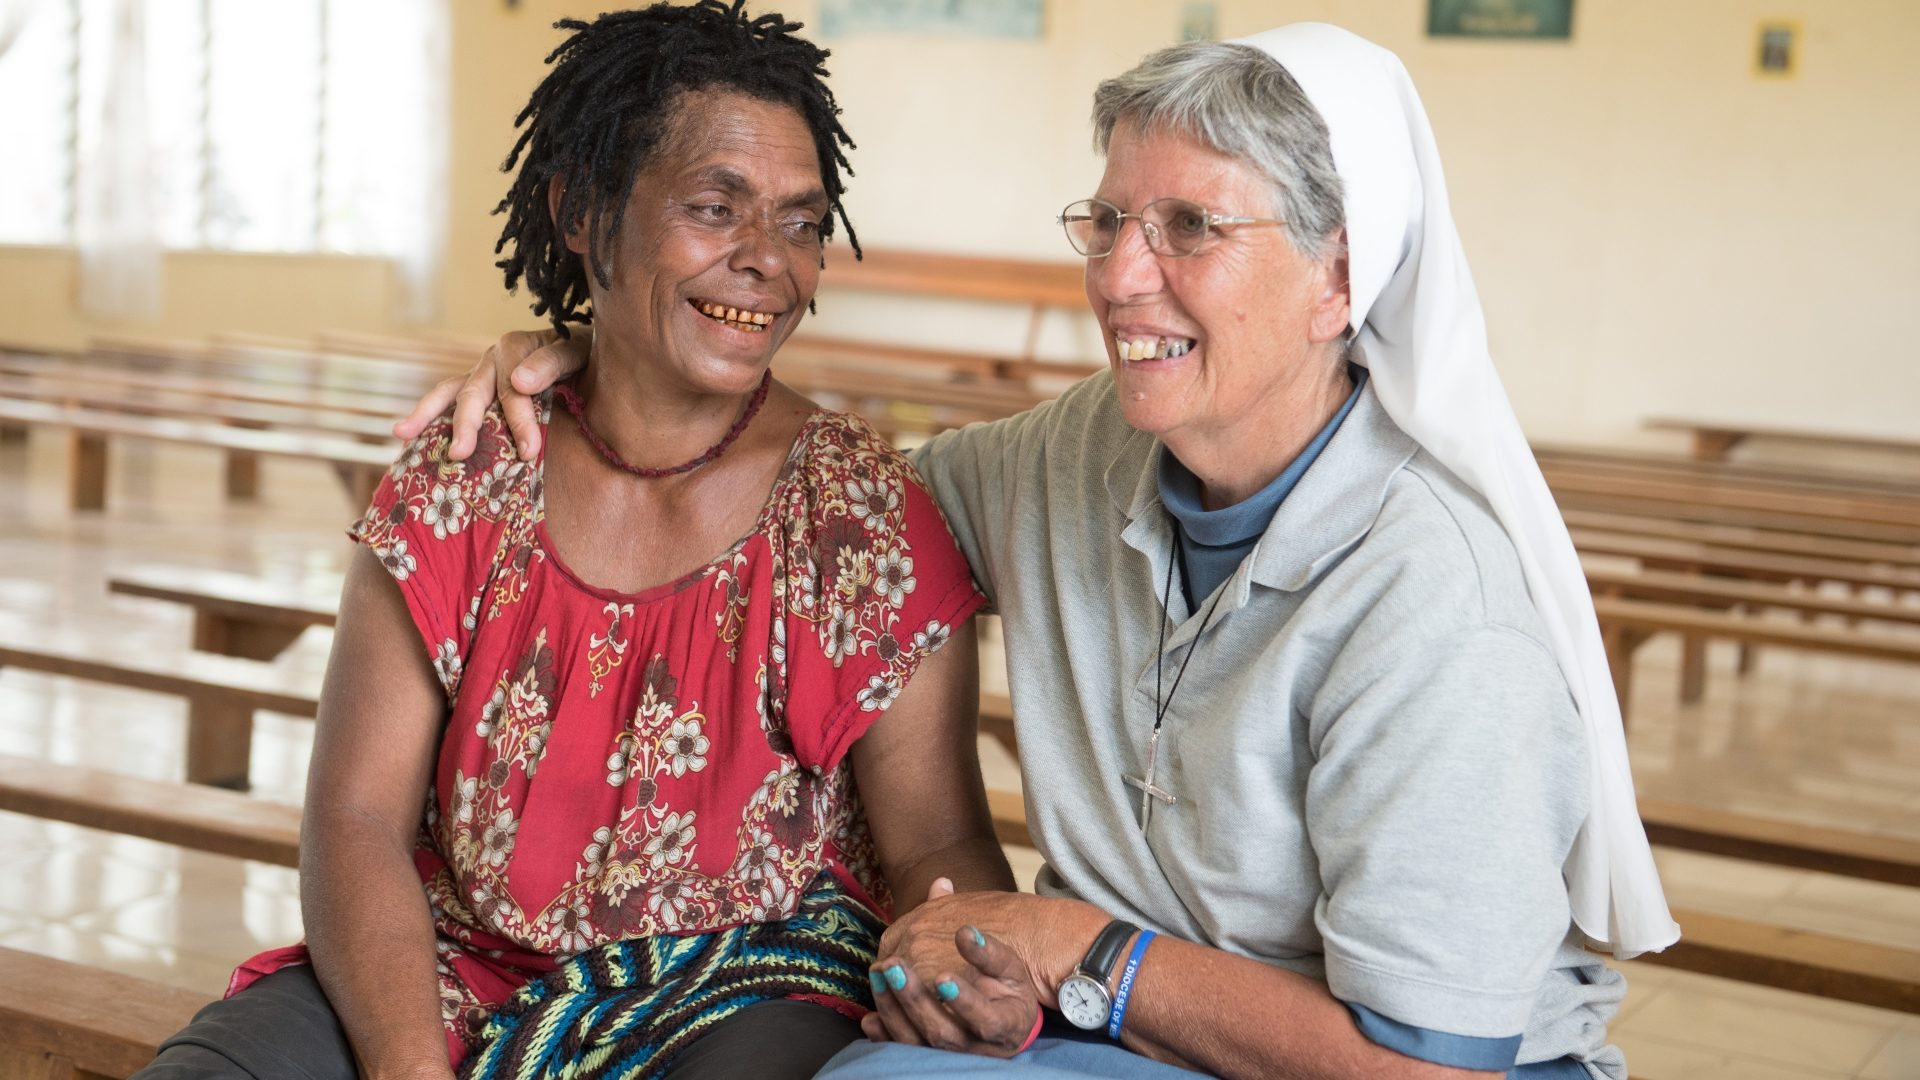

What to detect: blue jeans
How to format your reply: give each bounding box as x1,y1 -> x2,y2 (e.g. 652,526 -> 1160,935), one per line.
814,1016 -> 1596,1079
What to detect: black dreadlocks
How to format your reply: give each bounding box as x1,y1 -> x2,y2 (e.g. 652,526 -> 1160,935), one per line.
494,1 -> 861,336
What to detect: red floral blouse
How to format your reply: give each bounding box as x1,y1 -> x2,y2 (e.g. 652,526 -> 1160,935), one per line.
231,394 -> 984,1064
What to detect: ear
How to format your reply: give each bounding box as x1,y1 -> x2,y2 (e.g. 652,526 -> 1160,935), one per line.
1307,228 -> 1352,345
548,175 -> 590,256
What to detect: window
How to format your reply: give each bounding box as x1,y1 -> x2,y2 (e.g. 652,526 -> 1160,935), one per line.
0,0 -> 443,257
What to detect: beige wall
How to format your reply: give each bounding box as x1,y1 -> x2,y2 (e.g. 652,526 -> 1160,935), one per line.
2,0 -> 1914,444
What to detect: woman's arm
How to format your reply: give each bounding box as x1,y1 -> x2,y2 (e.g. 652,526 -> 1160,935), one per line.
848,619 -> 1014,909
300,546 -> 456,1080
873,892 -> 1496,1080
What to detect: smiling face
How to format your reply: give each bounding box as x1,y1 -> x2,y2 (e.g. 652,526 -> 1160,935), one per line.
1085,119 -> 1351,445
563,89 -> 829,398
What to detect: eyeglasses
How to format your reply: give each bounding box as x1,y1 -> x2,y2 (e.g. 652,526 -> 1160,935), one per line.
1057,197 -> 1286,258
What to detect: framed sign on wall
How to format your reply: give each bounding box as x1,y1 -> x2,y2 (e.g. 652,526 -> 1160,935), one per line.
1428,0 -> 1574,40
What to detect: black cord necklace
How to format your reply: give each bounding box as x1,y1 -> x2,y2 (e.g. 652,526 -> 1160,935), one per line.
1126,529 -> 1229,830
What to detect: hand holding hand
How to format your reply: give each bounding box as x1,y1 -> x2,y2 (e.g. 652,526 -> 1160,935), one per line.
864,880 -> 1044,1057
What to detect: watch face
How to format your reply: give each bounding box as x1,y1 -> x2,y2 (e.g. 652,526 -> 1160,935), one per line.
1058,974 -> 1110,1030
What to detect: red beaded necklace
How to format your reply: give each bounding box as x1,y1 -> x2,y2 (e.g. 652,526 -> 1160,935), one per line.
553,370 -> 771,478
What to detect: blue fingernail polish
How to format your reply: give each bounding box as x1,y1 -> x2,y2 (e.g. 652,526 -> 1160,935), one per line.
869,969 -> 888,996
936,980 -> 960,1002
885,965 -> 908,991
969,927 -> 986,947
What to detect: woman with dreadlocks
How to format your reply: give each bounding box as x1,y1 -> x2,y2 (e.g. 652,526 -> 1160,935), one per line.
132,5 -> 1009,1080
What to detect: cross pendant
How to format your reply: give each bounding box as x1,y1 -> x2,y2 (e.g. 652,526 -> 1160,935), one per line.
1124,729 -> 1176,831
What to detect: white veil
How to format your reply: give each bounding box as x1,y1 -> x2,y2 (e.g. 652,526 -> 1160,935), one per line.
1239,23 -> 1679,956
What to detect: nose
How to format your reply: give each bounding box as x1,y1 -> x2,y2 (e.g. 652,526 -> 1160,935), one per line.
728,212 -> 791,279
1090,213 -> 1165,304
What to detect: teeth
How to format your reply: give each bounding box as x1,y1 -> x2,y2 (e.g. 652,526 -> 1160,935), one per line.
1114,335 -> 1195,361
698,302 -> 776,331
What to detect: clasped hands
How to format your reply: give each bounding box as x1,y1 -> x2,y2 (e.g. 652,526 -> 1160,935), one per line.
863,879 -> 1102,1058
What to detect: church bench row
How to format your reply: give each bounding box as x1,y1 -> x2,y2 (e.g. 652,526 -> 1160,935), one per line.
0,946 -> 209,1080
1592,595 -> 1920,724
1564,509 -> 1920,571
0,398 -> 388,513
1557,491 -> 1920,548
0,350 -> 427,422
1534,443 -> 1920,500
1540,460 -> 1920,531
1644,417 -> 1920,465
0,372 -> 399,443
1569,528 -> 1920,596
0,627 -> 317,788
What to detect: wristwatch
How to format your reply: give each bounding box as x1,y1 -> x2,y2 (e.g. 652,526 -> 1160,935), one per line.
1057,919 -> 1138,1030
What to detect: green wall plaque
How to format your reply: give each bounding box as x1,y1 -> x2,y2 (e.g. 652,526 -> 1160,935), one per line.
1428,0 -> 1574,39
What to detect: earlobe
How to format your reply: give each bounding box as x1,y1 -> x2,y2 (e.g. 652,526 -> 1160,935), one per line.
1311,239 -> 1354,344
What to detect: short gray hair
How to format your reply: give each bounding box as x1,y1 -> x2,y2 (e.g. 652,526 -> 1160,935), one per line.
1091,41 -> 1345,261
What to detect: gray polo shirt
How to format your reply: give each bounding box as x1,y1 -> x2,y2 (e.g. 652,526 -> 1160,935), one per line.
911,372 -> 1626,1078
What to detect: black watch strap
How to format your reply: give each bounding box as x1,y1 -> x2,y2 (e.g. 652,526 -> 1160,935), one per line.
1076,919 -> 1139,985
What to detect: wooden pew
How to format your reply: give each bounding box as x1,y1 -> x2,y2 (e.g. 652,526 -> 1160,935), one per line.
109,568 -> 339,662
1559,490 -> 1920,547
1585,565 -> 1920,627
1538,443 -> 1920,500
1593,595 -> 1920,723
1636,797 -> 1920,888
0,398 -> 391,512
1567,509 -> 1920,571
1646,417 -> 1920,465
1635,911 -> 1920,1014
0,755 -> 301,867
1572,528 -> 1920,595
1542,460 -> 1920,532
0,631 -> 318,788
0,947 -> 209,1080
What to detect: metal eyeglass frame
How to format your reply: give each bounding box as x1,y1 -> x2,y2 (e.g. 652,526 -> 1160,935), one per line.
1057,197 -> 1287,258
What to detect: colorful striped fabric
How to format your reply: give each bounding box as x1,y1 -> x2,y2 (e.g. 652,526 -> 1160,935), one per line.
459,874 -> 882,1080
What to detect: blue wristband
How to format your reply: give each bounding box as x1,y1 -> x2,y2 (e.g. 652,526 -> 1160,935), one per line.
1106,928 -> 1156,1039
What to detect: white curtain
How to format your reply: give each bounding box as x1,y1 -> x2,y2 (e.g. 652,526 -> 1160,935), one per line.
393,0 -> 450,324
76,0 -> 161,320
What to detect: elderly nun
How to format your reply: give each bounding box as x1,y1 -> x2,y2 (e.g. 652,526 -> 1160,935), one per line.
416,21 -> 1677,1080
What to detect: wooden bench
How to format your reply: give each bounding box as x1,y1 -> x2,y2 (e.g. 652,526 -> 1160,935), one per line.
1542,460 -> 1920,532
109,568 -> 340,662
0,946 -> 210,1080
1634,910 -> 1920,1014
0,397 -> 391,512
0,754 -> 301,867
1636,797 -> 1920,888
1572,528 -> 1920,595
1567,508 -> 1920,571
1538,443 -> 1920,500
1559,490 -> 1920,547
0,631 -> 318,788
1585,562 -> 1920,696
1593,595 -> 1920,722
1646,417 -> 1920,465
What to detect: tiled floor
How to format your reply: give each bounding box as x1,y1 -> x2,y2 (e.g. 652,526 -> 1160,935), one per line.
0,432 -> 1916,1079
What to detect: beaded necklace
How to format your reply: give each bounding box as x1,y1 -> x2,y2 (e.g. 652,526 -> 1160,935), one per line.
552,371 -> 771,478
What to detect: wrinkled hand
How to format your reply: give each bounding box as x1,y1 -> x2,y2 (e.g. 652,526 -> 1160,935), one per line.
865,879 -> 1043,1056
864,880 -> 1102,1056
392,328 -> 590,462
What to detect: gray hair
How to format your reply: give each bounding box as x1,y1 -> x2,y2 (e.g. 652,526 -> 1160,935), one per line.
1091,41 -> 1345,262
